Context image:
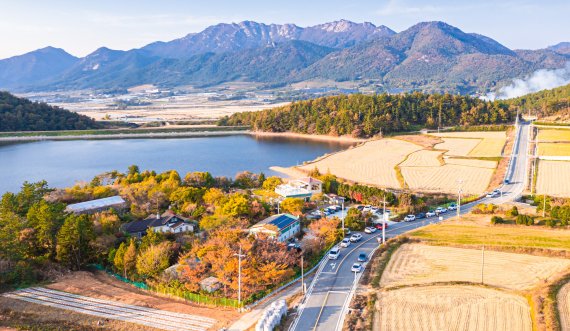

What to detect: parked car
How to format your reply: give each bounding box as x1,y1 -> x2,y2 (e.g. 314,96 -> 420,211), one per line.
323,210 -> 331,216
448,204 -> 457,211
351,263 -> 363,273
357,252 -> 367,262
328,247 -> 340,260
374,223 -> 388,230
350,233 -> 363,242
436,207 -> 447,214
371,207 -> 380,214
356,205 -> 364,211
340,238 -> 351,248
362,205 -> 372,212
287,243 -> 301,252
404,214 -> 416,222
364,227 -> 373,234
426,210 -> 436,217
331,205 -> 342,212
416,212 -> 426,219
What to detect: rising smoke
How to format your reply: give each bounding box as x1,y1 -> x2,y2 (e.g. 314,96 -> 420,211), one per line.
484,62 -> 570,100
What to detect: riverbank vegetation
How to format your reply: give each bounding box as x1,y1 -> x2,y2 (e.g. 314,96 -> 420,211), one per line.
219,92 -> 514,138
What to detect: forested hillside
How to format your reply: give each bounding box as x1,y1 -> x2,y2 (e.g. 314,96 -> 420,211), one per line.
506,83 -> 570,119
219,93 -> 514,137
0,91 -> 102,131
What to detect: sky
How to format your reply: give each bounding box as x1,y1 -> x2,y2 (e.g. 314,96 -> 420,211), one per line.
1,0 -> 569,59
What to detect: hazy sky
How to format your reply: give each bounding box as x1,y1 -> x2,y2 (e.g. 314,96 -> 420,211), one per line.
1,0 -> 568,59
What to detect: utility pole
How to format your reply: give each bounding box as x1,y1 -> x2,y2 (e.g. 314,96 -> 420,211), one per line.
382,195 -> 386,244
457,179 -> 463,217
341,199 -> 345,235
235,246 -> 246,310
481,245 -> 485,284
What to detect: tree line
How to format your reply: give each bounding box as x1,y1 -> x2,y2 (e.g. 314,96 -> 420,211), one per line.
505,83 -> 570,118
219,92 -> 514,137
0,91 -> 102,132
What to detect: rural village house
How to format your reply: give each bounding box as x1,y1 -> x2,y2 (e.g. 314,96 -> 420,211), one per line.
122,210 -> 195,238
249,213 -> 300,242
275,177 -> 322,200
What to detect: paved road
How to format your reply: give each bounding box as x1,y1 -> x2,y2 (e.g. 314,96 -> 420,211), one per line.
290,122 -> 530,331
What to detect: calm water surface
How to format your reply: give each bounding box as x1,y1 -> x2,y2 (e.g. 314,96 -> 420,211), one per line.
0,135 -> 351,193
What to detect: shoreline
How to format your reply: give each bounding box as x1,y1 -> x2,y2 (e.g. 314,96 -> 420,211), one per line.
0,130 -> 249,142
249,131 -> 366,143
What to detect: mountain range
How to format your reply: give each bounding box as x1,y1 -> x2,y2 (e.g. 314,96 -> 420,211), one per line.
0,20 -> 568,95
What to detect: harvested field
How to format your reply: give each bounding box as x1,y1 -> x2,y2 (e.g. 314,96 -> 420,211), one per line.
400,150 -> 443,167
3,287 -> 216,331
401,164 -> 494,195
375,285 -> 532,331
536,160 -> 570,197
432,131 -> 507,139
394,134 -> 442,148
43,271 -> 237,329
559,281 -> 570,331
538,143 -> 570,156
537,129 -> 570,142
409,217 -> 570,251
298,139 -> 421,188
435,138 -> 480,156
445,157 -> 497,169
468,138 -> 507,157
380,244 -> 570,290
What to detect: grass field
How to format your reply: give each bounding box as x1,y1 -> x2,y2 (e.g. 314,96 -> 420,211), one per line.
409,219 -> 570,250
536,160 -> 570,197
375,285 -> 532,331
538,129 -> 570,142
560,281 -> 570,331
432,131 -> 507,157
380,244 -> 570,290
538,143 -> 570,156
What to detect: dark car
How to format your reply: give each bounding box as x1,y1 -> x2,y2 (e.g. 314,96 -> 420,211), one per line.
504,179 -> 510,184
356,205 -> 364,211
357,252 -> 367,262
416,212 -> 426,219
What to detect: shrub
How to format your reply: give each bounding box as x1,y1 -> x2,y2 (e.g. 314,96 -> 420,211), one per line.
516,214 -> 534,226
545,219 -> 557,227
472,203 -> 498,214
506,206 -> 519,217
490,216 -> 503,224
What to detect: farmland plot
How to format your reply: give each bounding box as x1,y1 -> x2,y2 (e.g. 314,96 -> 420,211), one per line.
538,143 -> 570,156
401,164 -> 494,195
468,138 -> 507,157
376,285 -> 532,331
380,244 -> 570,290
445,157 -> 497,169
536,160 -> 570,197
400,150 -> 443,167
559,281 -> 570,331
432,131 -> 507,139
434,138 -> 481,156
537,129 -> 570,142
299,139 -> 421,188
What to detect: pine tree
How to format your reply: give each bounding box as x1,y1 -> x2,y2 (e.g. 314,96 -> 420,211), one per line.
56,214 -> 95,270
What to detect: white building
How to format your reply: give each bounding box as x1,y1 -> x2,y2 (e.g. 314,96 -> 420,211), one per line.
275,177 -> 322,200
249,213 -> 300,242
122,211 -> 195,238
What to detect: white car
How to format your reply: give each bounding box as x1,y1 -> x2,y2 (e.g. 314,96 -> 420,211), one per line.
328,247 -> 340,260
362,205 -> 372,212
351,263 -> 363,273
447,204 -> 457,211
426,210 -> 436,217
340,238 -> 351,248
350,233 -> 363,242
371,207 -> 379,214
436,207 -> 448,214
403,214 -> 416,222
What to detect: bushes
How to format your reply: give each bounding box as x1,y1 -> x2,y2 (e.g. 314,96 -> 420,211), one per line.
516,214 -> 534,226
506,206 -> 519,217
490,216 -> 504,224
472,203 -> 498,214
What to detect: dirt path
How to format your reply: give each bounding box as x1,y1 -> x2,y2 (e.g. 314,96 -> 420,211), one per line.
559,281 -> 570,331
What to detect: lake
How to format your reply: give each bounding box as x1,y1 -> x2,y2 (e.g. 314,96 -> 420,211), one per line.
0,135 -> 351,193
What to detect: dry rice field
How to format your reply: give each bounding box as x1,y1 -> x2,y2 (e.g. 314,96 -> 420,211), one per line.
298,139 -> 421,188
432,132 -> 507,157
559,281 -> 570,331
380,244 -> 570,290
375,285 -> 532,331
537,129 -> 570,142
434,138 -> 481,156
400,150 -> 443,167
536,160 -> 570,197
538,143 -> 570,156
444,157 -> 497,169
401,165 -> 494,195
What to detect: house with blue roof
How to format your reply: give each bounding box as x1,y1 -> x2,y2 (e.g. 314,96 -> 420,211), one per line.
249,213 -> 300,242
